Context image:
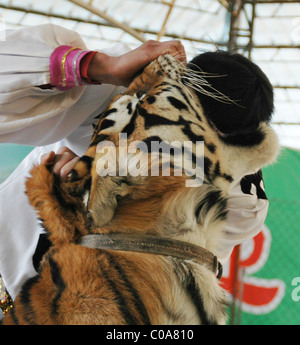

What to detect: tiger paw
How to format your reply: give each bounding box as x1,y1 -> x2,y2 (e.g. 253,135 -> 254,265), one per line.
25,164 -> 56,211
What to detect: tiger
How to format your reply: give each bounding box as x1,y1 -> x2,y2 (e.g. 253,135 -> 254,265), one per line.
2,50 -> 279,325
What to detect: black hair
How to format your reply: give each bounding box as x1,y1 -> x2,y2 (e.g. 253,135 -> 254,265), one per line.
186,50 -> 274,136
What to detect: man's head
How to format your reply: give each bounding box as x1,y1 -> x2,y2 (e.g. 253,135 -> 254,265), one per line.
186,50 -> 274,135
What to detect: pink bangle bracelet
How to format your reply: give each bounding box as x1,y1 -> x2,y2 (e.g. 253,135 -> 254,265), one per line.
50,45 -> 100,90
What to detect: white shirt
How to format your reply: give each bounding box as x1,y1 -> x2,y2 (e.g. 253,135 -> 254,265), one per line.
0,24 -> 127,301
0,24 -> 268,303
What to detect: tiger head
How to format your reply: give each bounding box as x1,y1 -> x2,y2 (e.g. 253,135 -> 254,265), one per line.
67,51 -> 279,252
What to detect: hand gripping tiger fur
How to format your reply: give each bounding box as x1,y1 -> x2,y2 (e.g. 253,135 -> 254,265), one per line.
2,52 -> 279,325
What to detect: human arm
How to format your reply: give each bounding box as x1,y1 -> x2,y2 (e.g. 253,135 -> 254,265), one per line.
0,24 -> 96,145
0,23 -> 186,146
50,39 -> 186,89
86,40 -> 186,86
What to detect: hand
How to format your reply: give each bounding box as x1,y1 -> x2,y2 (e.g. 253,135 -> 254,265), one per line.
41,146 -> 79,181
87,40 -> 187,87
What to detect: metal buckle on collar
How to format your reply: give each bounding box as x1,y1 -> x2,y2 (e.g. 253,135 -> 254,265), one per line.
0,275 -> 13,315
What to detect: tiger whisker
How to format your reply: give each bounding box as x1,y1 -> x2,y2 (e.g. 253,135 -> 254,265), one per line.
159,54 -> 238,105
184,80 -> 241,106
182,73 -> 242,106
178,78 -> 195,100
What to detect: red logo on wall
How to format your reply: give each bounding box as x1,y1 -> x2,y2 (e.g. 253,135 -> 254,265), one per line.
220,225 -> 285,314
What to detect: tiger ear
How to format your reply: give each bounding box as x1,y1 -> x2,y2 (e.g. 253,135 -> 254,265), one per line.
126,58 -> 163,95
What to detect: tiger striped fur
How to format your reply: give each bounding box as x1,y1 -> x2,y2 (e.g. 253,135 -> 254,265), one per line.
2,53 -> 279,325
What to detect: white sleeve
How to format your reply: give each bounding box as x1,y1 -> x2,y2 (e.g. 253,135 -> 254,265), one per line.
216,172 -> 269,264
0,85 -> 126,301
0,24 -> 89,145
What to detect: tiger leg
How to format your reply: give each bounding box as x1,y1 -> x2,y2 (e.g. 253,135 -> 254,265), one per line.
25,164 -> 89,247
2,246 -> 137,325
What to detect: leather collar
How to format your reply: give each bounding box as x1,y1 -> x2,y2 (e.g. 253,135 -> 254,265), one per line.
78,233 -> 222,279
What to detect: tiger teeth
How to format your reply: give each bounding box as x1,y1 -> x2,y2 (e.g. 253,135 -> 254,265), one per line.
83,190 -> 90,207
